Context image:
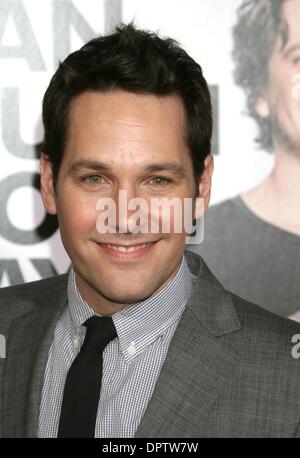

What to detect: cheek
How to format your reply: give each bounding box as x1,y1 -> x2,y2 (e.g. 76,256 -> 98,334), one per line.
162,206 -> 181,234
270,70 -> 294,109
57,193 -> 99,237
158,200 -> 194,236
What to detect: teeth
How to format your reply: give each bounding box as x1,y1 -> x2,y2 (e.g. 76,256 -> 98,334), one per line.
103,243 -> 154,253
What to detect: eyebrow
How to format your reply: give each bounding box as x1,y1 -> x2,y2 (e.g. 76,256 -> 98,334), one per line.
68,160 -> 111,175
68,160 -> 187,179
283,44 -> 300,57
143,162 -> 186,178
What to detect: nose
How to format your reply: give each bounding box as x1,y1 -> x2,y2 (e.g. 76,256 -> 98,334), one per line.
113,186 -> 149,235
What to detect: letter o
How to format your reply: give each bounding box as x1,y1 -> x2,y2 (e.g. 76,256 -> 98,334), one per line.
0,172 -> 58,244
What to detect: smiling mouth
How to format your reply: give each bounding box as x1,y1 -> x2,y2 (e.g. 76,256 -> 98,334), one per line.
101,242 -> 156,253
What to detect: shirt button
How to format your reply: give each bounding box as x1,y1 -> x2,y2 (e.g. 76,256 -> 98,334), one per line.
127,342 -> 137,356
73,336 -> 81,348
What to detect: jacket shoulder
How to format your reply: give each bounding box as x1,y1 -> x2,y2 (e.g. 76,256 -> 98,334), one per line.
233,291 -> 300,333
229,292 -> 300,360
0,274 -> 69,318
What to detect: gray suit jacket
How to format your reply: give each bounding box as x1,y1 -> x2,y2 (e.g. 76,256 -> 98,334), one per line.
1,250 -> 300,438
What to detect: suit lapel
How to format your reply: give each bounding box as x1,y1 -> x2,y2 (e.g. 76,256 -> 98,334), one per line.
1,276 -> 68,438
135,252 -> 241,437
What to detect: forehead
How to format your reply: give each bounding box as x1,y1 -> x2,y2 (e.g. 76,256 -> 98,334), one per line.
66,89 -> 188,162
277,0 -> 300,50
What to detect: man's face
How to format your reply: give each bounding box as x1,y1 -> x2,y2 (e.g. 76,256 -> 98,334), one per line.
40,89 -> 212,312
257,0 -> 300,154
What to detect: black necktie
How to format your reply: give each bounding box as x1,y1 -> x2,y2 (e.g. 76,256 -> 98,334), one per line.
57,315 -> 117,438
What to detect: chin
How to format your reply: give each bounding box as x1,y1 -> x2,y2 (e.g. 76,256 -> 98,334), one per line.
100,286 -> 153,306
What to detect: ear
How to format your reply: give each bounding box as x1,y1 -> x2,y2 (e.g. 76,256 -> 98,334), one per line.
39,153 -> 57,215
255,96 -> 270,118
194,154 -> 214,218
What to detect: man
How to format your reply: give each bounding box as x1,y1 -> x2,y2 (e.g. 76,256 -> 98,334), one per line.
0,23 -> 300,439
188,0 -> 300,320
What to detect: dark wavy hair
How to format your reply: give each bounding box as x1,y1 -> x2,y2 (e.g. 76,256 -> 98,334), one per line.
232,0 -> 289,152
41,22 -> 212,187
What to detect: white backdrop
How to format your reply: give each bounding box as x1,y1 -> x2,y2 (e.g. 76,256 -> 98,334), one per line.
0,0 -> 274,286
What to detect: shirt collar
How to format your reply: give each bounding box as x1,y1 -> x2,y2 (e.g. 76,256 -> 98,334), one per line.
67,254 -> 193,363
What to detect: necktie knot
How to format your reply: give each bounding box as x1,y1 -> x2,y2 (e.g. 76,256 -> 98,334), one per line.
82,315 -> 117,353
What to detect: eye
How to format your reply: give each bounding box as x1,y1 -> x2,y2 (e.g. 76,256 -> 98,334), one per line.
149,176 -> 172,186
292,55 -> 300,65
83,175 -> 106,185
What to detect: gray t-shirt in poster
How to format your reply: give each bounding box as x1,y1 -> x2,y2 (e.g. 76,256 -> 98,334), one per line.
187,195 -> 300,318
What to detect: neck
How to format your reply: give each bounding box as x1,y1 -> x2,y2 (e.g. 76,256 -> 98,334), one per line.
269,147 -> 300,203
241,147 -> 300,235
74,259 -> 182,316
